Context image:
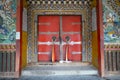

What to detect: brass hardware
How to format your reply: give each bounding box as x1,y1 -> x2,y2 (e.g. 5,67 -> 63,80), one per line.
65,36 -> 70,42
52,36 -> 56,42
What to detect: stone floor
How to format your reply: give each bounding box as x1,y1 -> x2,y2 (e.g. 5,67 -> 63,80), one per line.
22,62 -> 98,76
0,62 -> 120,80
20,75 -> 103,80
1,75 -> 120,80
0,75 -> 102,80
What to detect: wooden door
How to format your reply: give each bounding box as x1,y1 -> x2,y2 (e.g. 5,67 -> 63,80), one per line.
38,16 -> 60,62
38,16 -> 82,62
62,16 -> 82,61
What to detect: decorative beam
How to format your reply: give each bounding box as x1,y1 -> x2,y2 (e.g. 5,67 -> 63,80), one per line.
27,0 -> 91,6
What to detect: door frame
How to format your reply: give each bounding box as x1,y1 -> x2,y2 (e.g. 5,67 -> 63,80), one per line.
34,14 -> 85,62
27,4 -> 92,64
26,0 -> 104,77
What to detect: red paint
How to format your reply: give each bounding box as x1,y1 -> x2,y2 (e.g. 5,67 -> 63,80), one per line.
96,0 -> 105,77
38,16 -> 60,62
38,16 -> 82,62
38,34 -> 59,42
16,0 -> 23,78
62,16 -> 82,32
62,16 -> 82,61
38,16 -> 60,32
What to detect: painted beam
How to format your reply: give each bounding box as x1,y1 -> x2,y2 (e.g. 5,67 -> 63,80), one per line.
96,0 -> 105,77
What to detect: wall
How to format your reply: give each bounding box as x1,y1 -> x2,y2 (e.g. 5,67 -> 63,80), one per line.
22,31 -> 27,68
0,0 -> 17,43
102,0 -> 120,43
92,31 -> 98,68
102,0 -> 120,74
91,0 -> 99,68
91,0 -> 120,68
22,0 -> 28,68
0,0 -> 22,77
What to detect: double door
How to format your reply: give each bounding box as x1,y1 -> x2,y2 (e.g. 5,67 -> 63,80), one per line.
38,16 -> 82,62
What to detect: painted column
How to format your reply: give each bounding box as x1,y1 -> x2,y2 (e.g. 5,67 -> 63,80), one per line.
96,0 -> 105,77
16,0 -> 23,77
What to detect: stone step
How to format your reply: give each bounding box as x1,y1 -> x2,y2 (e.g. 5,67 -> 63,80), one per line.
22,63 -> 98,76
20,75 -> 103,80
22,70 -> 98,76
27,62 -> 90,67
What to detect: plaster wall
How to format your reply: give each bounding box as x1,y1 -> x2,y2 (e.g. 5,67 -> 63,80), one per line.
22,0 -> 28,68
91,0 -> 98,68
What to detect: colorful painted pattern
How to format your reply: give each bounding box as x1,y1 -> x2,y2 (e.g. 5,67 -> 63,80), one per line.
103,0 -> 120,43
27,0 -> 92,62
27,0 -> 91,6
0,0 -> 17,43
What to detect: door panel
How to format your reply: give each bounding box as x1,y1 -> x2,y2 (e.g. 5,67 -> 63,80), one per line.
62,34 -> 82,42
38,16 -> 59,32
38,34 -> 59,42
62,16 -> 82,61
62,16 -> 82,32
38,16 -> 60,62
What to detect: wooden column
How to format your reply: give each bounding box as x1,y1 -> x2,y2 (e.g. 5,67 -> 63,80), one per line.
96,0 -> 105,77
16,0 -> 23,78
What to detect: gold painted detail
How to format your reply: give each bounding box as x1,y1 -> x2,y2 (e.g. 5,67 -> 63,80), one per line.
107,0 -> 120,15
0,44 -> 16,51
115,0 -> 120,6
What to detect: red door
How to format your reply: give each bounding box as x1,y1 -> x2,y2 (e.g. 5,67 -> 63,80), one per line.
62,16 -> 82,61
38,16 -> 60,62
38,16 -> 82,62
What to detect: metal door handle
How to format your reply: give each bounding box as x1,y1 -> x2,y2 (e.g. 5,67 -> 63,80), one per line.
52,36 -> 56,42
65,36 -> 70,42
